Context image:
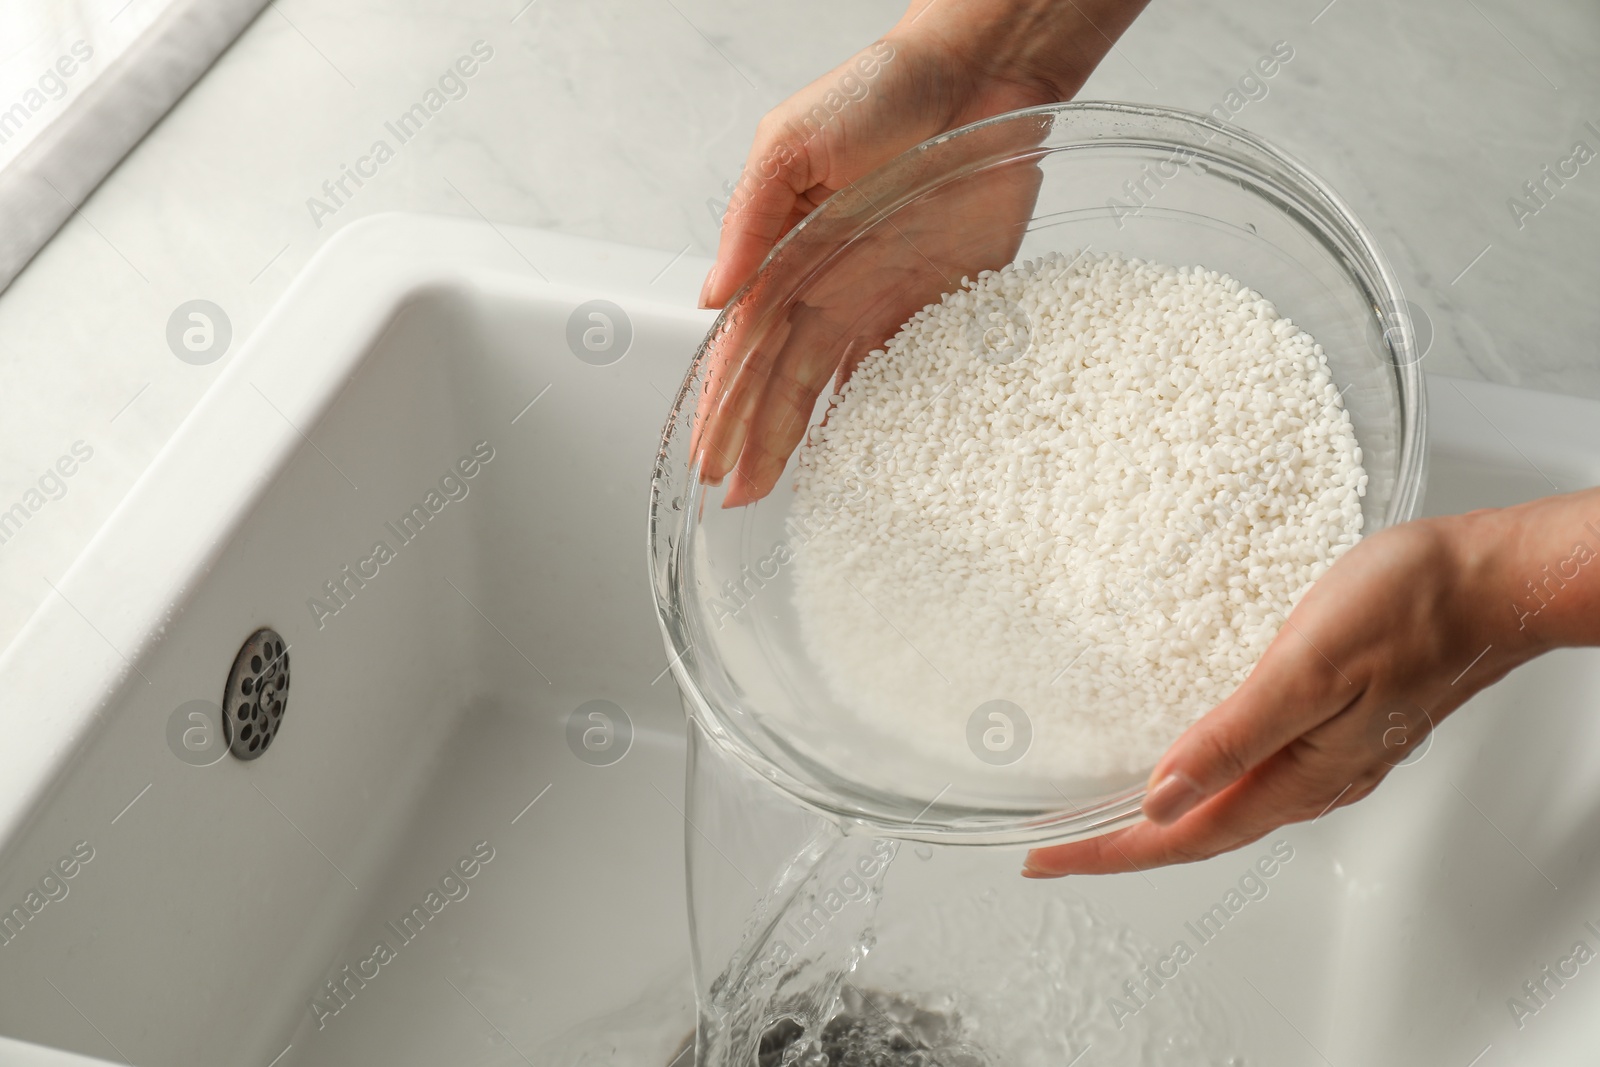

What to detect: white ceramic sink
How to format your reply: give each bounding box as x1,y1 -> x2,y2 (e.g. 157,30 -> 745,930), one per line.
0,214 -> 1597,1066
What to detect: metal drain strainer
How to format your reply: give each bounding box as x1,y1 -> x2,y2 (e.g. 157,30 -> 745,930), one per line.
668,989 -> 983,1067
223,627 -> 290,760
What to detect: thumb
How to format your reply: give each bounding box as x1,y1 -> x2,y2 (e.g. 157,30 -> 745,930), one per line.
702,129 -> 815,310
1142,619 -> 1360,825
702,40 -> 938,309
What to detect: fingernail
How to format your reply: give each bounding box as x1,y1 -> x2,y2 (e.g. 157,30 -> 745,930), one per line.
694,456 -> 719,486
1021,857 -> 1063,879
721,470 -> 753,509
698,266 -> 720,309
1143,772 -> 1204,826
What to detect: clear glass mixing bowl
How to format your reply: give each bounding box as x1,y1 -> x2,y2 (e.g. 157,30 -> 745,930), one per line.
649,101 -> 1427,846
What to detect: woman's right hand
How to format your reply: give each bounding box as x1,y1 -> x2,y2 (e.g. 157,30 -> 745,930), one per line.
693,0 -> 1152,507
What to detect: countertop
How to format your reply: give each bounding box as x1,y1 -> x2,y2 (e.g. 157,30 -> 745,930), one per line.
0,0 -> 1596,654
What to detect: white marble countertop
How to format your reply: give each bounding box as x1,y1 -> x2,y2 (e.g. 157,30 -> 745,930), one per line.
0,0 -> 1595,653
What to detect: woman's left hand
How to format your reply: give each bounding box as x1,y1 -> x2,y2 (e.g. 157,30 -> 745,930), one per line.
1021,498 -> 1583,878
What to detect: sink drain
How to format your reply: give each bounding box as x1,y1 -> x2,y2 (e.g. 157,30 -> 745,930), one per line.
222,628 -> 290,760
667,989 -> 982,1067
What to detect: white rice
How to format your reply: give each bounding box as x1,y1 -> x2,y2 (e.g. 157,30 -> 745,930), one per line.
789,250 -> 1367,778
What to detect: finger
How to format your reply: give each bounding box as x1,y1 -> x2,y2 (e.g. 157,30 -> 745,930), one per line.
1141,611 -> 1365,827
691,267 -> 777,481
693,312 -> 794,486
693,193 -> 834,488
688,312 -> 747,484
1022,800 -> 1273,878
701,114 -> 825,311
1025,728 -> 1386,877
721,303 -> 843,507
724,268 -> 947,506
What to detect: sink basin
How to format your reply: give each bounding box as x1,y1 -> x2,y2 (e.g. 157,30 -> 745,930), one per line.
1,213 -> 1597,1065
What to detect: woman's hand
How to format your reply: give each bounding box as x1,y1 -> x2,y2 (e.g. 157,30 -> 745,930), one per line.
1024,489 -> 1600,878
694,0 -> 1152,507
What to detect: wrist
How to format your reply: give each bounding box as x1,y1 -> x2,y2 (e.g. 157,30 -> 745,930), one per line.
888,0 -> 1151,103
1452,488 -> 1600,660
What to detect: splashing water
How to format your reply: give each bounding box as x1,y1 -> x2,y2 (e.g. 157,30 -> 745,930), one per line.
682,719 -> 1248,1067
857,869 -> 1248,1066
540,720 -> 1249,1066
691,831 -> 901,1067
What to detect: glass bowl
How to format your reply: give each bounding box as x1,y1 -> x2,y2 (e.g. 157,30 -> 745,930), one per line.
649,101 -> 1426,846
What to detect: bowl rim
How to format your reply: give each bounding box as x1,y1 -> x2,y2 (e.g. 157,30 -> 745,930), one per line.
649,99 -> 1428,846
